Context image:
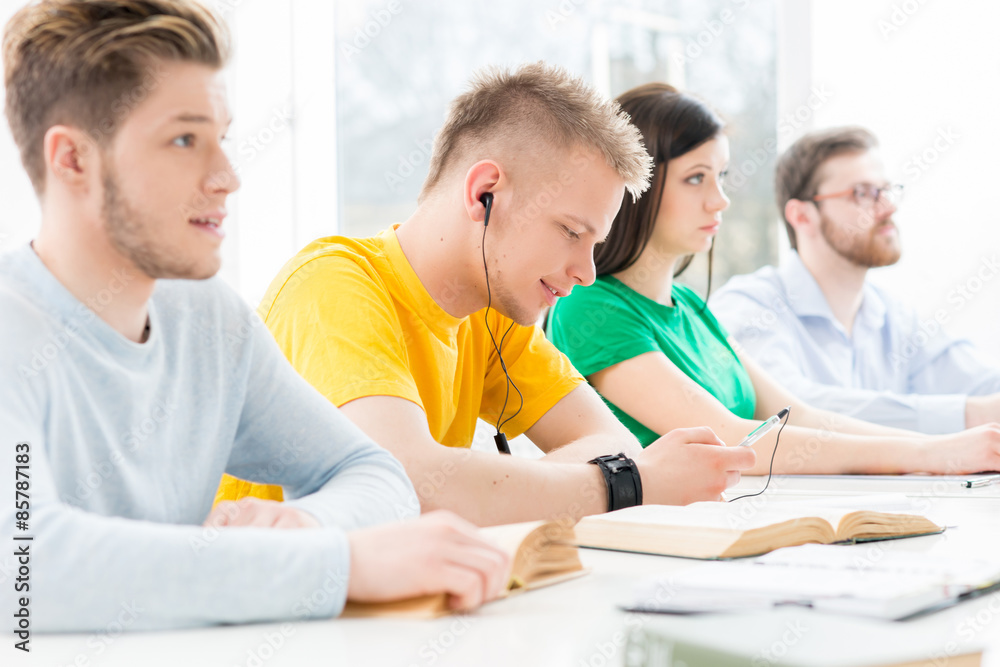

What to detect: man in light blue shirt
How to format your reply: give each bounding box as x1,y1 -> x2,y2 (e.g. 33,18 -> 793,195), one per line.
712,127 -> 1000,434
0,0 -> 506,635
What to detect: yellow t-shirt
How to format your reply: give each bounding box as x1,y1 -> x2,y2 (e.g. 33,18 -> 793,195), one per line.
215,226 -> 585,503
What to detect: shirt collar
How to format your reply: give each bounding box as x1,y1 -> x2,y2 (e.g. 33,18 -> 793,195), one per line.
778,251 -> 887,331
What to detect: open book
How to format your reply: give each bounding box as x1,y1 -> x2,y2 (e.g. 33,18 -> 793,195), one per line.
342,519 -> 585,619
573,501 -> 944,559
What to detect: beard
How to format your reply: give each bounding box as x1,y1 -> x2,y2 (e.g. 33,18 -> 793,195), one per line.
102,165 -> 217,280
819,212 -> 901,268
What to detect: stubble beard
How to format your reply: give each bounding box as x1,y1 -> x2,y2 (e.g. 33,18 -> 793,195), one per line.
102,165 -> 215,280
820,212 -> 901,269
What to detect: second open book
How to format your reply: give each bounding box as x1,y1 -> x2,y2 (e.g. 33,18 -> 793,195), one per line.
572,498 -> 944,559
343,519 -> 586,619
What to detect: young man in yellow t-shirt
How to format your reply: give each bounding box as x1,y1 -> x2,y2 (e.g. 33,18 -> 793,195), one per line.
218,64 -> 756,525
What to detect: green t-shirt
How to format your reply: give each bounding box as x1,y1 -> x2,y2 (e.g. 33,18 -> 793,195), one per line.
548,275 -> 756,446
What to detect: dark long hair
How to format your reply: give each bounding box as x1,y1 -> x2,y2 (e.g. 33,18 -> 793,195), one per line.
595,83 -> 725,293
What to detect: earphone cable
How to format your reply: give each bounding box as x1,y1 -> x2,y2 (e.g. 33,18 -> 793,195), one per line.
496,320 -> 524,433
727,407 -> 791,502
481,216 -> 523,435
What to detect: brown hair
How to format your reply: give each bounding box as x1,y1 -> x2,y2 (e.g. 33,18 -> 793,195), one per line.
595,82 -> 724,282
3,0 -> 230,195
775,126 -> 878,249
419,61 -> 652,203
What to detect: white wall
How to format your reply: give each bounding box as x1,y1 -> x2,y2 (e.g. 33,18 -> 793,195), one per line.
781,0 -> 1000,363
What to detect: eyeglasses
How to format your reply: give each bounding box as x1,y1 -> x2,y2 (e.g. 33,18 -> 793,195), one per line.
811,182 -> 904,208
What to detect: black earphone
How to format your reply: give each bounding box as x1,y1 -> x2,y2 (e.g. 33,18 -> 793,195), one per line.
480,191 -> 493,225
479,192 -> 523,455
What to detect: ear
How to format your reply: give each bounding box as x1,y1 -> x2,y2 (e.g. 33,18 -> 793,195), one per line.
463,160 -> 503,225
784,198 -> 820,240
42,125 -> 101,195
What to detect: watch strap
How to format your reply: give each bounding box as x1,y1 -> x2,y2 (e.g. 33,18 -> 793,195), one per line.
588,453 -> 643,512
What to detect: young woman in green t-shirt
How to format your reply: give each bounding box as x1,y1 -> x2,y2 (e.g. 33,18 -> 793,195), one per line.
549,83 -> 999,475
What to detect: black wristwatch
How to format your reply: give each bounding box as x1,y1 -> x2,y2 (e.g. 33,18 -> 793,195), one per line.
588,453 -> 643,513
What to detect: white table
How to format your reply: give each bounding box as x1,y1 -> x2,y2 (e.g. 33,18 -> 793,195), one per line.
18,477 -> 1000,667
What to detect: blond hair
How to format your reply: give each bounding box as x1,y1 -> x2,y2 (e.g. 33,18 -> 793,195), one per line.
3,0 -> 230,194
420,62 -> 652,202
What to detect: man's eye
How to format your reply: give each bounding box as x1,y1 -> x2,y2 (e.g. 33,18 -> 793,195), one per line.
172,134 -> 195,148
563,226 -> 580,240
686,174 -> 704,185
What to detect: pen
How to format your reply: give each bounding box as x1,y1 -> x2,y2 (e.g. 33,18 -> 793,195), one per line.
736,407 -> 790,448
964,474 -> 1000,488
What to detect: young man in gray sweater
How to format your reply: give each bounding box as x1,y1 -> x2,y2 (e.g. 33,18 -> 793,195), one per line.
0,0 -> 507,633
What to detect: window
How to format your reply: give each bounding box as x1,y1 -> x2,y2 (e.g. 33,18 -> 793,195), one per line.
333,0 -> 779,296
1,1 -> 778,311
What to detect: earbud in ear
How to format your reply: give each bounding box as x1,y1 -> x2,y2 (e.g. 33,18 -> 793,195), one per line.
479,192 -> 493,227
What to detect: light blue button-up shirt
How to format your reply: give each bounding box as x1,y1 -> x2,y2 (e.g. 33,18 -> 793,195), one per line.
710,252 -> 1000,434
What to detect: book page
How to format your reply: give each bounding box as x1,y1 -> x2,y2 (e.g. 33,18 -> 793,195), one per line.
480,520 -> 549,555
481,520 -> 581,589
579,496 -> 933,533
578,501 -> 848,532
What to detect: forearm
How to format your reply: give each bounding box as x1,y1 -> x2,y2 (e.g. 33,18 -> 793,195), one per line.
963,395 -> 1000,429
791,403 -> 921,438
287,461 -> 419,528
750,425 -> 924,475
22,510 -> 350,632
235,347 -> 420,527
541,432 -> 643,462
406,446 -> 607,526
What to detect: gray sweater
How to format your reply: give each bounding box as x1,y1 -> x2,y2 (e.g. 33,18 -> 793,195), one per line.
0,245 -> 418,632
